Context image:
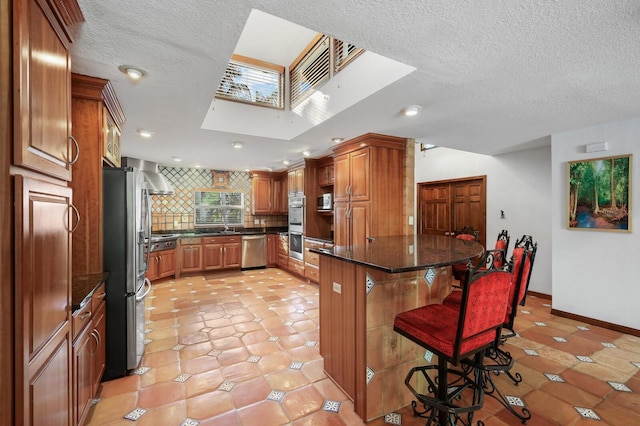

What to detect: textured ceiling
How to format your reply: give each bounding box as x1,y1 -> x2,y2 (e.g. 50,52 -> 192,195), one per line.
71,0 -> 640,171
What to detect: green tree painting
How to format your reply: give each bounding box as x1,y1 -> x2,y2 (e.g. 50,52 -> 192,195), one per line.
568,154 -> 631,231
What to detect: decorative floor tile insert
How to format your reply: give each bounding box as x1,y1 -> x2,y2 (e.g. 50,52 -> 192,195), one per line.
143,338 -> 153,345
209,349 -> 222,357
305,341 -> 318,347
181,419 -> 200,426
201,327 -> 212,332
576,355 -> 595,363
172,344 -> 186,351
124,408 -> 147,421
506,395 -> 526,407
174,373 -> 192,383
601,342 -> 617,348
322,400 -> 341,413
576,325 -> 590,331
247,355 -> 261,363
575,407 -> 601,420
284,321 -> 294,326
289,361 -> 304,370
520,310 -> 531,314
267,336 -> 279,342
218,381 -> 236,392
170,309 -> 180,313
542,303 -> 552,307
553,336 -> 568,342
544,373 -> 565,382
524,349 -> 539,356
384,412 -> 402,425
633,362 -> 640,369
132,366 -> 151,375
608,382 -> 632,392
233,332 -> 245,338
266,390 -> 286,402
534,321 -> 547,327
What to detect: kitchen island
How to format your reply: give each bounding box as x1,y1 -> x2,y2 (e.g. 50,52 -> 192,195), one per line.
312,234 -> 484,421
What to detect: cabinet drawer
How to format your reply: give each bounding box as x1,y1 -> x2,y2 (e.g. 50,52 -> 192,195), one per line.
91,283 -> 106,312
304,264 -> 319,282
304,240 -> 324,250
278,253 -> 289,268
73,303 -> 92,340
203,236 -> 240,244
305,250 -> 319,266
181,237 -> 202,245
289,257 -> 305,276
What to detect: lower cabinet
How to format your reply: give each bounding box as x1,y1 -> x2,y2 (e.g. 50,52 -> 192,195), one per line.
203,236 -> 241,270
304,238 -> 333,283
146,248 -> 176,281
73,282 -> 106,426
179,238 -> 203,276
277,234 -> 289,270
267,234 -> 278,267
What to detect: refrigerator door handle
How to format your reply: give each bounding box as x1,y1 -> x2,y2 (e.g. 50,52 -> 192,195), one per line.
136,278 -> 152,302
143,188 -> 152,274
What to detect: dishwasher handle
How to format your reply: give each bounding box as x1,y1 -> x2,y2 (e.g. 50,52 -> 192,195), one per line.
242,234 -> 267,240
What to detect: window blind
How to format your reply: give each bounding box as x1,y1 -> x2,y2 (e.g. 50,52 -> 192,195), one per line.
290,36 -> 330,108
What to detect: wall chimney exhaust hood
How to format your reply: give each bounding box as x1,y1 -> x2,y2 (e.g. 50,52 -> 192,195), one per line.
121,157 -> 175,195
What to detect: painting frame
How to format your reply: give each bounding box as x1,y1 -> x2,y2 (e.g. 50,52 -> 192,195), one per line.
567,154 -> 632,232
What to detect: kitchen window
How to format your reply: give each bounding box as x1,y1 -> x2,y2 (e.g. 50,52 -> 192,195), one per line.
194,190 -> 244,228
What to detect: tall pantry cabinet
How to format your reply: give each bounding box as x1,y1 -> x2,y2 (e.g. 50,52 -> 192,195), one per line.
6,0 -> 84,424
332,134 -> 407,247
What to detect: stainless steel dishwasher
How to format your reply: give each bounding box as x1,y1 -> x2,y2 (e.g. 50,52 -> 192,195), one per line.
241,234 -> 267,269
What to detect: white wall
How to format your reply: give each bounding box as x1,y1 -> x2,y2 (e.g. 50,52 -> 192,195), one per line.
552,118 -> 640,329
414,144 -> 552,296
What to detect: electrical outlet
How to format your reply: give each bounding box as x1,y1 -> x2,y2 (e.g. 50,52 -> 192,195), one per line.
408,215 -> 414,225
254,219 -> 260,224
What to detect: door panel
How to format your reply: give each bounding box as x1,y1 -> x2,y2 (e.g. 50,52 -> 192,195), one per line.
419,184 -> 450,235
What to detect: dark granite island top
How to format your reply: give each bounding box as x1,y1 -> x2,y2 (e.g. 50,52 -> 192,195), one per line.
311,234 -> 484,273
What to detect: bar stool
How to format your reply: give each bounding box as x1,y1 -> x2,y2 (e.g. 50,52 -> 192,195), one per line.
452,229 -> 510,281
393,254 -> 512,425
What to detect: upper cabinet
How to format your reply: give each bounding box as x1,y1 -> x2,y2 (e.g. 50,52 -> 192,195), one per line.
70,73 -> 125,276
332,133 -> 407,247
13,0 -> 84,181
317,159 -> 334,187
288,167 -> 305,196
251,171 -> 287,215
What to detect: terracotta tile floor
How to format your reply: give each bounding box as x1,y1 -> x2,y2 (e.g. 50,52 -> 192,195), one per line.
85,268 -> 640,425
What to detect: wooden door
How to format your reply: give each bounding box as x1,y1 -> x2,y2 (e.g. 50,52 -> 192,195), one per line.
15,176 -> 73,425
14,0 -> 74,181
418,176 -> 487,247
349,148 -> 370,202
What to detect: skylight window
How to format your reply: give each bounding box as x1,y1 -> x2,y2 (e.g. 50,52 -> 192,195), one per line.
215,55 -> 284,109
290,35 -> 330,109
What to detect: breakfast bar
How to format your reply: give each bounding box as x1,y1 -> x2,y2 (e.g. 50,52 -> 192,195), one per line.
313,234 -> 484,421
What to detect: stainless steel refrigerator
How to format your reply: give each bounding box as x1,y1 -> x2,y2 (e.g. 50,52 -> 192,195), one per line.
102,166 -> 152,381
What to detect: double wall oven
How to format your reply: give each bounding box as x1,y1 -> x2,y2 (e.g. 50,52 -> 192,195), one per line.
288,196 -> 305,260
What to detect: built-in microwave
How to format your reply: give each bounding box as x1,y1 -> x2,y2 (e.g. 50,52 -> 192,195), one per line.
317,193 -> 332,211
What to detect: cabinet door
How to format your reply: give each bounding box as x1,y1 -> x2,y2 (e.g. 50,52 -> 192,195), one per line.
180,245 -> 202,272
157,249 -> 176,278
14,0 -> 74,181
15,176 -> 73,425
333,154 -> 350,202
203,243 -> 223,270
272,177 -> 287,214
333,202 -> 350,246
223,243 -> 242,268
267,235 -> 278,267
92,302 -> 106,394
145,255 -> 159,281
350,202 -> 370,247
74,325 -> 92,425
252,176 -> 272,214
349,148 -> 370,202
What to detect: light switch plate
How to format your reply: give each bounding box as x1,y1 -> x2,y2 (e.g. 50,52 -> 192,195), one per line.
332,282 -> 342,294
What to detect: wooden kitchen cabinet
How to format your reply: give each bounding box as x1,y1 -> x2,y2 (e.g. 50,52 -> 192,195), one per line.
332,134 -> 406,247
288,167 -> 305,196
277,234 -> 289,269
15,176 -> 74,426
203,236 -> 241,270
267,234 -> 278,267
103,111 -> 122,167
71,73 -> 125,277
72,282 -> 106,426
179,238 -> 203,275
317,161 -> 335,186
251,171 -> 287,214
146,248 -> 176,281
13,0 -> 82,182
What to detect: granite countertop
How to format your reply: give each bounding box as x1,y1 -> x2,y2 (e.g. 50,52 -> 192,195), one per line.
311,234 -> 484,273
304,235 -> 334,244
167,227 -> 288,239
72,272 -> 109,312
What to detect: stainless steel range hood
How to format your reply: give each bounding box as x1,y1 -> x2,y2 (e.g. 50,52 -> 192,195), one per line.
121,157 -> 174,195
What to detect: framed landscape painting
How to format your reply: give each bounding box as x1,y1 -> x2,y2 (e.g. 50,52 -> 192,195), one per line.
568,154 -> 632,232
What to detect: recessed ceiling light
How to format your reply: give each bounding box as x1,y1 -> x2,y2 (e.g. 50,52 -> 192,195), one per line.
403,105 -> 421,116
118,65 -> 146,80
331,137 -> 344,143
231,141 -> 244,149
283,160 -> 290,165
194,164 -> 201,168
302,150 -> 311,157
137,129 -> 153,138
172,157 -> 182,162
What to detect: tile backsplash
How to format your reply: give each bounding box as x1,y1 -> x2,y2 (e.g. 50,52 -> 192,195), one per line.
151,167 -> 287,232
